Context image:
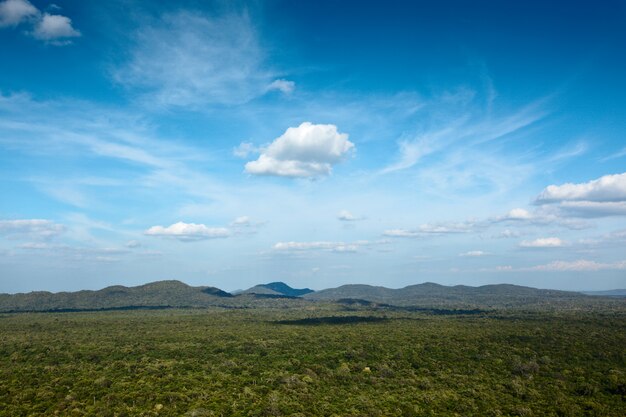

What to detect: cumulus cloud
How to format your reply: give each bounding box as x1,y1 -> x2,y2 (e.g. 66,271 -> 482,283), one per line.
535,172 -> 626,204
498,208 -> 533,221
0,1 -> 80,45
531,173 -> 626,219
519,237 -> 565,248
0,0 -> 37,27
266,79 -> 295,94
144,222 -> 230,241
0,219 -> 65,239
32,13 -> 80,43
245,122 -> 354,178
337,210 -> 362,221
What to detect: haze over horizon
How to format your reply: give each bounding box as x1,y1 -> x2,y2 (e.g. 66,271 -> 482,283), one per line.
1,0 -> 625,293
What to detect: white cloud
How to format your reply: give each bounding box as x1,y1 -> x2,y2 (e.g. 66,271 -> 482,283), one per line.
489,206 -> 592,229
273,241 -> 357,253
383,229 -> 421,238
245,122 -> 354,178
115,12 -> 274,107
125,240 -> 141,248
381,98 -> 547,175
500,208 -> 532,220
32,13 -> 80,43
144,222 -> 230,241
494,229 -> 520,238
519,237 -> 565,248
0,0 -> 37,27
337,210 -> 362,221
384,221 -> 477,238
273,239 -> 386,253
526,259 -> 626,272
459,250 -> 489,257
495,265 -> 513,271
267,79 -> 295,94
233,142 -> 258,158
229,216 -> 264,234
0,219 -> 65,239
602,147 -> 626,161
231,216 -> 251,226
535,172 -> 626,204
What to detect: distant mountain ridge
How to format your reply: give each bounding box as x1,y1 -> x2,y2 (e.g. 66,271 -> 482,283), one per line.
239,281 -> 314,297
0,280 -> 238,313
303,282 -> 604,308
0,280 -> 623,313
580,289 -> 626,298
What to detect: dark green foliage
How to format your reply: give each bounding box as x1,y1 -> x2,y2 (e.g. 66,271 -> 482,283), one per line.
0,306 -> 624,416
275,315 -> 388,325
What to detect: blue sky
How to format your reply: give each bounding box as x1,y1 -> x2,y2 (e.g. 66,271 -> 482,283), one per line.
1,0 -> 625,293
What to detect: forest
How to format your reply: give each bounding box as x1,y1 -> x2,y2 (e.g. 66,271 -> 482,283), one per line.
0,304 -> 624,416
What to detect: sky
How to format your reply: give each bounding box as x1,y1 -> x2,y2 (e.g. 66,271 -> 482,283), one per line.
1,0 -> 625,293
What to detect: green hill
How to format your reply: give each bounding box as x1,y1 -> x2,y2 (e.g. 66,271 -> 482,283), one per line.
304,282 -> 615,309
240,281 -> 314,297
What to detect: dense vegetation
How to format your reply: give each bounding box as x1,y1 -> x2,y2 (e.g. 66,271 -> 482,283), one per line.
1,306 -> 624,416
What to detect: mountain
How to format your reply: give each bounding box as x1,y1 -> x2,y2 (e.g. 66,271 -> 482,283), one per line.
239,281 -> 314,297
0,280 -> 239,312
1,280 -> 621,313
580,289 -> 626,297
304,282 -> 605,308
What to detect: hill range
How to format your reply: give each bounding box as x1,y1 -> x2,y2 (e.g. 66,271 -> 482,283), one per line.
0,280 -> 623,313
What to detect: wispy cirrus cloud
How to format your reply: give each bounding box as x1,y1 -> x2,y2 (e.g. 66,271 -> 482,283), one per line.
0,219 -> 65,240
0,91 -> 226,206
601,147 -> 626,161
380,95 -> 549,179
266,79 -> 295,94
114,11 -> 284,108
459,250 -> 489,257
